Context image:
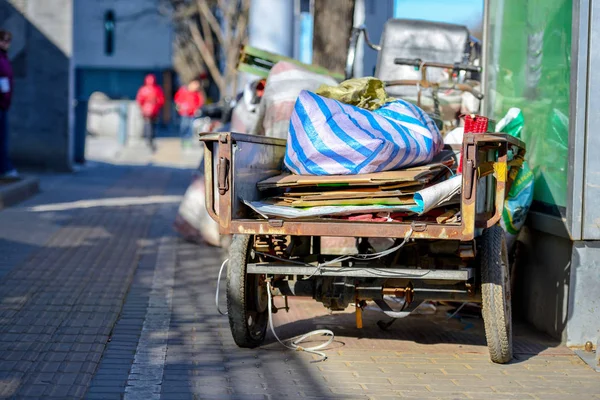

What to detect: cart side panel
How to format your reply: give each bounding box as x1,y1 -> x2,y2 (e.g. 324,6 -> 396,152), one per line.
231,139 -> 286,220
201,136 -> 221,224
200,132 -> 286,232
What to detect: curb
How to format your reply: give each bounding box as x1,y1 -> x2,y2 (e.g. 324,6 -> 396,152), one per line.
0,176 -> 40,210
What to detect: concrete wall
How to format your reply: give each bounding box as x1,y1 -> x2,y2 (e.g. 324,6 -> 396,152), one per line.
518,225 -> 600,348
73,0 -> 172,69
1,0 -> 73,171
248,0 -> 295,57
568,243 -> 600,347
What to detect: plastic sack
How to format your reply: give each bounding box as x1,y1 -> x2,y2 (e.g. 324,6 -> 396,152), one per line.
230,79 -> 265,133
230,98 -> 258,134
496,108 -> 534,250
173,175 -> 221,247
284,90 -> 443,175
251,61 -> 338,139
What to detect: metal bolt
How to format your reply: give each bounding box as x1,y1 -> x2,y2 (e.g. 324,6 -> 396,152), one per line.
585,341 -> 594,352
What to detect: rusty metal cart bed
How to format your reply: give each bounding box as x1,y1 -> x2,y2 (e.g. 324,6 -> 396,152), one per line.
201,130 -> 525,364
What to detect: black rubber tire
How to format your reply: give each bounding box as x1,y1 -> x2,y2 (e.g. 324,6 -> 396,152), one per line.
226,235 -> 268,348
480,225 -> 513,364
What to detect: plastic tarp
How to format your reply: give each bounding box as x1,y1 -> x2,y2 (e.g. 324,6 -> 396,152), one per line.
284,90 -> 443,176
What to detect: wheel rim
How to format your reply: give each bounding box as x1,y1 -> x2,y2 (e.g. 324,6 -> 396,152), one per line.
246,240 -> 268,340
255,274 -> 269,313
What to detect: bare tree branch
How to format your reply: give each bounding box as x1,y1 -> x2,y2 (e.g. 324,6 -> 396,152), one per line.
164,0 -> 250,100
170,3 -> 199,20
217,0 -> 229,17
200,11 -> 214,56
187,19 -> 226,92
226,0 -> 251,96
196,0 -> 225,46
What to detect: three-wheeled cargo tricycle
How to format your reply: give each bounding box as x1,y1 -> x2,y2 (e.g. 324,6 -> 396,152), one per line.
201,129 -> 525,364
202,18 -> 524,364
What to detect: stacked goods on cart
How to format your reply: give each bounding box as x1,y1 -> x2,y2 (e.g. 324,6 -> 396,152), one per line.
247,161 -> 461,222
243,77 -> 464,222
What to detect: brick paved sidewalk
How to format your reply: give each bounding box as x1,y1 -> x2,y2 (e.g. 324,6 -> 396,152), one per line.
87,234 -> 599,400
0,159 -> 598,399
0,163 -> 193,398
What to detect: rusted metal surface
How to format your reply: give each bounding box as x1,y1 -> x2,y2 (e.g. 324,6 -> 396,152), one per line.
217,133 -> 233,233
232,219 -> 464,239
231,141 -> 286,220
202,141 -> 219,223
201,132 -> 525,242
484,151 -> 508,228
200,131 -> 287,147
217,156 -> 229,195
382,287 -> 410,297
201,131 -> 288,234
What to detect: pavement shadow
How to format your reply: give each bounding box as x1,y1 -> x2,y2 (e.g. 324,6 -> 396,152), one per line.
261,297 -> 564,365
151,241 -> 362,399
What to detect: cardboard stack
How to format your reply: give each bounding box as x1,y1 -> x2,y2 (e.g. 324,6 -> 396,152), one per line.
244,160 -> 460,221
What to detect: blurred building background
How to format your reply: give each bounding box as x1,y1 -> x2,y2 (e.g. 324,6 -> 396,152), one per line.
73,0 -> 175,163
0,0 -> 73,171
0,0 -> 484,170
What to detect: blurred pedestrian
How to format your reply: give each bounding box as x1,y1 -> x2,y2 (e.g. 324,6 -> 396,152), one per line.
174,80 -> 204,149
0,29 -> 17,178
135,74 -> 165,151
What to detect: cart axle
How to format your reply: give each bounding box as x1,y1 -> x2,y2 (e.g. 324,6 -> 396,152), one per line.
248,263 -> 473,281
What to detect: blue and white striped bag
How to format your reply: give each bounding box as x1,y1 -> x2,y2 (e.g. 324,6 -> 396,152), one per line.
284,90 -> 443,175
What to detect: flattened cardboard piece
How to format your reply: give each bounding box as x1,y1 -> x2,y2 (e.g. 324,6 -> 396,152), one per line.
258,163 -> 449,190
281,185 -> 422,198
286,196 -> 416,207
379,183 -> 425,191
284,189 -> 407,201
436,208 -> 460,224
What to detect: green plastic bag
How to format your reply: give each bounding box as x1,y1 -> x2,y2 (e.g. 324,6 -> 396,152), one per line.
496,108 -> 534,250
315,77 -> 395,111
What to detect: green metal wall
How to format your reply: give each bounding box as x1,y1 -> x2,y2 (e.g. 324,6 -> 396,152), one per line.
486,0 -> 572,211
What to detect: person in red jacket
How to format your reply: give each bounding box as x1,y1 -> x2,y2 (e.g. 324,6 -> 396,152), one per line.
0,30 -> 16,178
136,74 -> 165,151
174,80 -> 204,148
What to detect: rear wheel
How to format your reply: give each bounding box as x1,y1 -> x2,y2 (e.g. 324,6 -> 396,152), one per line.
227,235 -> 268,348
480,225 -> 513,364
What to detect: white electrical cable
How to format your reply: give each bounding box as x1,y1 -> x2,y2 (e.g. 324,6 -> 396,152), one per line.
266,282 -> 334,362
216,258 -> 229,316
216,230 -> 414,360
214,258 -> 333,361
446,301 -> 467,320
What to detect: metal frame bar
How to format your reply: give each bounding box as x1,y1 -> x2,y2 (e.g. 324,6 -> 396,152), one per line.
248,263 -> 473,280
570,0 -> 591,240
480,0 -> 490,116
